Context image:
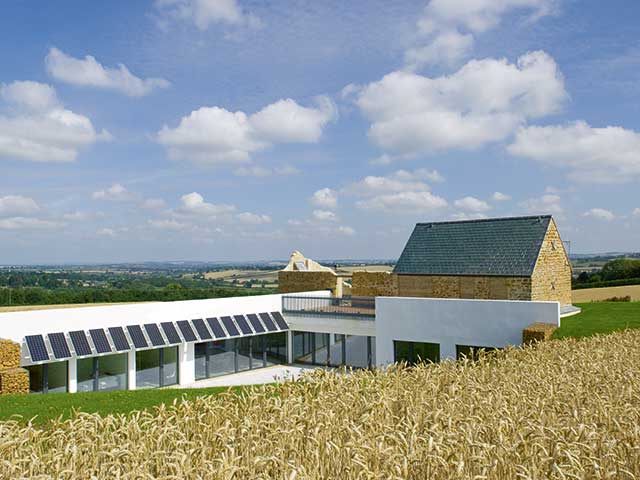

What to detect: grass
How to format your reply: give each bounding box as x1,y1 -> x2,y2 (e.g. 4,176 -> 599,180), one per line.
571,284 -> 640,302
554,301 -> 640,339
0,385 -> 243,426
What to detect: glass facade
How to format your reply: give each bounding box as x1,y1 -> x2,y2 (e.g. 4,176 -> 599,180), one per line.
26,361 -> 68,394
195,332 -> 287,381
136,346 -> 179,389
77,354 -> 128,392
294,331 -> 374,368
394,341 -> 440,365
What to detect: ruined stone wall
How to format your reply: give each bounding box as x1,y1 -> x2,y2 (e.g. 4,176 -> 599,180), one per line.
351,272 -> 398,297
396,275 -> 532,300
531,219 -> 573,306
0,338 -> 29,395
278,271 -> 341,296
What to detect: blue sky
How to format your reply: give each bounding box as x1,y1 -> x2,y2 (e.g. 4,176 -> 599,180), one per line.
1,0 -> 639,263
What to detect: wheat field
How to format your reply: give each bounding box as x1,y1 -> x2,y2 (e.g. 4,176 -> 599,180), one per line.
2,330 -> 640,479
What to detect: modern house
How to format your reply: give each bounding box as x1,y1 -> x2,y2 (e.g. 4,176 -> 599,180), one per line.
0,215 -> 573,395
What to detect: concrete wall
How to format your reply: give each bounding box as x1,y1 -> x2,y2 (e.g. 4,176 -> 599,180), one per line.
285,313 -> 376,337
374,297 -> 560,366
278,271 -> 342,297
531,219 -> 573,306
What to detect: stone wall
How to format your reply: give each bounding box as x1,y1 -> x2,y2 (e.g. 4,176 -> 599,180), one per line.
531,219 -> 573,306
395,275 -> 532,300
351,272 -> 398,297
0,338 -> 29,395
278,271 -> 342,296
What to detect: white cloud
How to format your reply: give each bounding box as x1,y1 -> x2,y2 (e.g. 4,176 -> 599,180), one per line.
157,96 -> 335,166
520,194 -> 563,215
450,212 -> 489,221
141,198 -> 167,209
633,208 -> 640,217
155,0 -> 260,30
392,168 -> 445,183
355,51 -> 566,156
92,184 -> 135,201
312,210 -> 337,222
356,191 -> 447,214
492,191 -> 511,201
45,48 -> 170,97
407,0 -> 557,68
508,121 -> 640,183
0,195 -> 40,216
233,165 -> 300,177
310,188 -> 338,209
337,226 -> 356,236
178,192 -> 236,217
62,211 -> 87,221
345,170 -> 435,197
0,217 -> 62,230
583,208 -> 616,221
148,219 -> 187,230
0,81 -> 109,163
236,212 -> 272,224
454,196 -> 491,212
97,227 -> 117,237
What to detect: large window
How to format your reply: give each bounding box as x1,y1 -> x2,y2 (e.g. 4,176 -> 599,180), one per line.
136,347 -> 179,389
26,361 -> 68,394
265,332 -> 287,365
344,335 -> 374,369
77,353 -> 128,392
394,341 -> 440,365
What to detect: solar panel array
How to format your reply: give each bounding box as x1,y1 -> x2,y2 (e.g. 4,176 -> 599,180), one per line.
23,311 -> 290,363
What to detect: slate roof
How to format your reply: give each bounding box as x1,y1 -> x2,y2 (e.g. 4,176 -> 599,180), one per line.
393,215 -> 552,277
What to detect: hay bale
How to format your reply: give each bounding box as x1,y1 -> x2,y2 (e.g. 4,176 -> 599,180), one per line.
0,367 -> 29,395
523,322 -> 557,344
0,338 -> 21,369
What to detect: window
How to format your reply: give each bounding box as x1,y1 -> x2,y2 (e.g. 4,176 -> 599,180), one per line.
77,354 -> 128,392
456,345 -> 498,361
394,341 -> 439,364
136,347 -> 178,389
26,361 -> 68,394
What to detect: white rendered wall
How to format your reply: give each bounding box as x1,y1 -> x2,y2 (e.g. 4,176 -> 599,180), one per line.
285,314 -> 376,337
68,358 -> 77,393
179,343 -> 195,386
127,350 -> 136,391
375,297 -> 560,366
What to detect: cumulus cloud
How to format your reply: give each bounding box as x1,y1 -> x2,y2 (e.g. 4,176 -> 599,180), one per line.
634,208 -> 640,217
520,194 -> 563,215
148,219 -> 187,230
157,96 -> 336,166
45,48 -> 170,97
0,195 -> 40,216
583,208 -> 616,221
454,196 -> 491,212
92,184 -> 135,201
357,191 -> 447,214
312,210 -> 337,222
492,191 -> 511,201
233,165 -> 300,177
0,80 -> 109,163
392,168 -> 445,183
141,198 -> 167,209
337,226 -> 355,236
155,0 -> 260,30
310,188 -> 338,209
407,0 -> 557,68
354,51 -> 566,157
450,212 -> 489,221
508,121 -> 640,183
236,212 -> 272,224
177,192 -> 236,217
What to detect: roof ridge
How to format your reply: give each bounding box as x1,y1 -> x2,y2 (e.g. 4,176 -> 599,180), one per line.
416,215 -> 552,226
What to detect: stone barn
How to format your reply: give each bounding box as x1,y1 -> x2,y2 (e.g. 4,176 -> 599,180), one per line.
352,215 -> 573,307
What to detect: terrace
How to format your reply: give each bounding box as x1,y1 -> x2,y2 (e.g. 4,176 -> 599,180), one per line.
282,295 -> 375,318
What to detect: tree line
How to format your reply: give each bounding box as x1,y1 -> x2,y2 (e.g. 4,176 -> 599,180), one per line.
574,258 -> 640,289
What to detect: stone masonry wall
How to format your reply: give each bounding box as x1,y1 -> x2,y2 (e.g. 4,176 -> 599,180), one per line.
0,338 -> 29,395
351,272 -> 398,297
531,219 -> 573,306
396,275 -> 532,300
278,271 -> 342,296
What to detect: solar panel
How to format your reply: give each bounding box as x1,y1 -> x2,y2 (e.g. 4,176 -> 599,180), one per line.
127,325 -> 148,349
25,335 -> 49,362
220,316 -> 240,336
47,332 -> 71,359
259,312 -> 278,332
247,313 -> 265,333
69,330 -> 92,356
144,324 -> 166,346
234,315 -> 253,335
206,317 -> 227,339
177,320 -> 197,342
108,327 -> 130,351
192,318 -> 212,340
161,322 -> 182,345
89,329 -> 112,354
271,311 -> 289,331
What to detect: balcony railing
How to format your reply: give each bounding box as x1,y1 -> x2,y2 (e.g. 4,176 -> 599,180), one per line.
282,296 -> 375,318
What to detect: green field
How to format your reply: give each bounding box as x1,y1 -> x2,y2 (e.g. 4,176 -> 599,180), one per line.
0,385 -> 245,425
554,302 -> 640,339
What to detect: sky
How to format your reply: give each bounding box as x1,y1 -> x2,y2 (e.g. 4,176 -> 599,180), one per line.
1,0 -> 639,264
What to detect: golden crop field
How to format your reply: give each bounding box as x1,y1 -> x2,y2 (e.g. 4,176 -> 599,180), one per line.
2,330 -> 640,479
572,284 -> 640,302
